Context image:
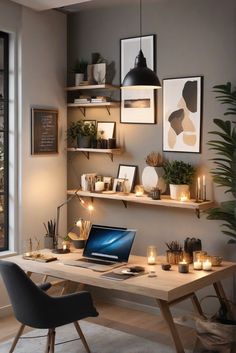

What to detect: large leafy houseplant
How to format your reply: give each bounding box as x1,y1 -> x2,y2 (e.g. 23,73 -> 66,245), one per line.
207,83 -> 236,243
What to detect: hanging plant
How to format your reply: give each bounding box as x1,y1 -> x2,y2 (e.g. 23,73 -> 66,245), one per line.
206,83 -> 236,243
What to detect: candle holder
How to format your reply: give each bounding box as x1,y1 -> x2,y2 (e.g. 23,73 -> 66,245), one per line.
178,260 -> 189,273
147,246 -> 157,265
193,259 -> 202,270
135,185 -> 144,197
202,259 -> 212,271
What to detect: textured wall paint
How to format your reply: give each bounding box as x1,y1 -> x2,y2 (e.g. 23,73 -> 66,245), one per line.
67,0 -> 236,305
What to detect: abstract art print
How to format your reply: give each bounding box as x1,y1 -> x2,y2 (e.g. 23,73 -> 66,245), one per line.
163,76 -> 203,153
120,35 -> 156,124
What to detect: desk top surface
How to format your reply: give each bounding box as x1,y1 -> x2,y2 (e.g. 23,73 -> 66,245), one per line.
5,251 -> 236,302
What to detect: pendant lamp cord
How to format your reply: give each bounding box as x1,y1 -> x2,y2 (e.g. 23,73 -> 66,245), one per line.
139,0 -> 142,50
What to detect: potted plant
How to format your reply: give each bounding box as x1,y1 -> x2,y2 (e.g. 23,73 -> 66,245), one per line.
206,83 -> 236,244
43,219 -> 56,249
72,59 -> 88,86
163,160 -> 195,200
67,120 -> 96,148
165,241 -> 183,264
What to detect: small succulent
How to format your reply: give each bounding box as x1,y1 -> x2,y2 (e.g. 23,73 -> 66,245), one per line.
146,152 -> 164,167
165,240 -> 183,253
184,237 -> 202,254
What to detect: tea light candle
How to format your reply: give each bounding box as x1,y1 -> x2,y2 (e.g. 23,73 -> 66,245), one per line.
135,185 -> 144,197
193,259 -> 202,270
178,260 -> 189,273
147,246 -> 157,265
62,244 -> 67,251
95,181 -> 104,192
203,259 -> 212,271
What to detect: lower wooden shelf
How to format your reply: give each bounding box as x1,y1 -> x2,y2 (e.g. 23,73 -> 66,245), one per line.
67,189 -> 215,218
67,147 -> 122,161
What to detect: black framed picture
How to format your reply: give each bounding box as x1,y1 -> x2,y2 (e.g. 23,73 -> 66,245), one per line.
117,164 -> 138,193
120,35 -> 156,124
31,108 -> 58,155
163,76 -> 203,153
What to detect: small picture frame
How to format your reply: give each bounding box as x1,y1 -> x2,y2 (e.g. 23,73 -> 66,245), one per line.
113,178 -> 125,192
117,164 -> 138,193
31,107 -> 58,155
97,121 -> 116,139
163,76 -> 203,153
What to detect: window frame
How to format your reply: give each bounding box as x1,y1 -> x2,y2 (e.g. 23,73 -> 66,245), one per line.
0,31 -> 9,251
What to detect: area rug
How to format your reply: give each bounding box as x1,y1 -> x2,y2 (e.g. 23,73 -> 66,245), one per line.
0,321 -> 192,353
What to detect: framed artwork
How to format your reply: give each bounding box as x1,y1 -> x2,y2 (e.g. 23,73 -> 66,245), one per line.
31,108 -> 58,154
117,164 -> 138,193
120,35 -> 156,124
97,121 -> 116,139
163,76 -> 203,153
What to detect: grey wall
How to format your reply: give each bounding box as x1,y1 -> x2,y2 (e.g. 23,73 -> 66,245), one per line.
67,0 -> 236,305
0,0 -> 67,314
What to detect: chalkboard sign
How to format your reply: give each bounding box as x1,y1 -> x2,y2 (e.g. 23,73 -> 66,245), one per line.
31,108 -> 58,154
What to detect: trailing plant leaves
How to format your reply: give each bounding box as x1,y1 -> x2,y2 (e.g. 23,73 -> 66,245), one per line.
207,83 -> 236,243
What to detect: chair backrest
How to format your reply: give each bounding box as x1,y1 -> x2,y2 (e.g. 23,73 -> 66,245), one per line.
0,260 -> 51,328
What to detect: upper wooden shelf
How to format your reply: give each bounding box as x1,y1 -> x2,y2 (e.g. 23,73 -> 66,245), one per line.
67,189 -> 215,218
66,84 -> 119,91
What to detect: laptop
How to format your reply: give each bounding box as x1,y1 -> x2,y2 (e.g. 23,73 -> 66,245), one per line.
63,225 -> 136,272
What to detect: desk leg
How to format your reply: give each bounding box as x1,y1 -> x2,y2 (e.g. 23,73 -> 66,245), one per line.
190,293 -> 204,317
60,281 -> 84,295
213,281 -> 234,319
156,299 -> 185,353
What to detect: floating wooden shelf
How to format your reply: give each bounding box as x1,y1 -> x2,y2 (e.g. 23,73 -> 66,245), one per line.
67,101 -> 120,116
67,148 -> 122,161
67,189 -> 215,218
66,84 -> 119,91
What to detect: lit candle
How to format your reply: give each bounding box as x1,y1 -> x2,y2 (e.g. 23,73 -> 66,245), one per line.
202,259 -> 212,271
147,246 -> 157,265
203,175 -> 206,186
135,185 -> 144,197
178,259 -> 189,273
62,244 -> 67,251
179,192 -> 189,202
194,259 -> 202,270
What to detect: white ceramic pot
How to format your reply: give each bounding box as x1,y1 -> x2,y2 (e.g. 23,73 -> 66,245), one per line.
169,184 -> 189,200
75,73 -> 84,86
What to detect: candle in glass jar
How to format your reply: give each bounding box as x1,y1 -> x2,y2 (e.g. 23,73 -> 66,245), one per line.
147,246 -> 157,265
62,243 -> 67,251
178,259 -> 189,273
193,259 -> 202,270
202,259 -> 212,271
95,181 -> 105,192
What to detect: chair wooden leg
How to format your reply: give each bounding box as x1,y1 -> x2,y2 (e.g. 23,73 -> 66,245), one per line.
9,324 -> 25,353
45,329 -> 51,353
74,321 -> 91,353
49,329 -> 56,353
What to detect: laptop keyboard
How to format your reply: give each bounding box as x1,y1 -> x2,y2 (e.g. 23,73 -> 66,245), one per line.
78,258 -> 116,266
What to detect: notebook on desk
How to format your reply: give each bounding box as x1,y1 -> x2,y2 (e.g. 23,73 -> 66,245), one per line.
63,225 -> 136,272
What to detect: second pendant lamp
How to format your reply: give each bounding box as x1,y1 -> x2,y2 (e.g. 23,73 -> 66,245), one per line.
121,0 -> 161,90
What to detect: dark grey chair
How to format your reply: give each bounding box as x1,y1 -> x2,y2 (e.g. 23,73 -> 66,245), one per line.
0,260 -> 98,353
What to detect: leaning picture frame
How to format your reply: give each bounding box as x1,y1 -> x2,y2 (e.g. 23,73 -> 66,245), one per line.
117,164 -> 138,193
97,121 -> 116,139
163,76 -> 203,153
120,35 -> 156,124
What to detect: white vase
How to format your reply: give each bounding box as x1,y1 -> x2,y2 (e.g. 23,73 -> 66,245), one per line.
75,73 -> 84,86
142,166 -> 166,193
169,184 -> 190,200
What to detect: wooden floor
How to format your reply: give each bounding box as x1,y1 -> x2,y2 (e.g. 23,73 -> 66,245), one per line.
0,299 -> 195,351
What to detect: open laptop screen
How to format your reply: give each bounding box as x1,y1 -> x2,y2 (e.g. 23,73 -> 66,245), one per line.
83,225 -> 136,263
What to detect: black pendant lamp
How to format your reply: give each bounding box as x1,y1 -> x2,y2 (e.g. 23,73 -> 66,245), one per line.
121,0 -> 161,90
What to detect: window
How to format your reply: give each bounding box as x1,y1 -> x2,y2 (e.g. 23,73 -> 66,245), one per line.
0,31 -> 9,251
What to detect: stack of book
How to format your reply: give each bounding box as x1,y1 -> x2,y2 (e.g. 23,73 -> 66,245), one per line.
74,97 -> 90,104
91,96 -> 107,103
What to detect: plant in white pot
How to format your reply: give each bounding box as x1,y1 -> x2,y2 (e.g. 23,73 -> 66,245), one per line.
163,160 -> 195,200
72,59 -> 88,86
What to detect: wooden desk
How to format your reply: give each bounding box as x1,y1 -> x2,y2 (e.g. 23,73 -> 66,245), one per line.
5,253 -> 236,353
